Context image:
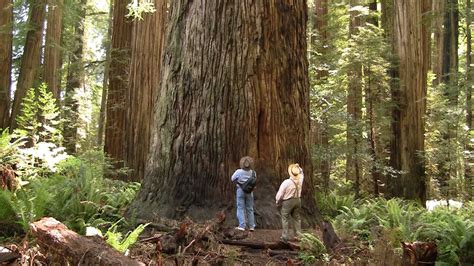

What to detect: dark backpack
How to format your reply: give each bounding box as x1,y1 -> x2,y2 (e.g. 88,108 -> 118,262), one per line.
240,170 -> 257,193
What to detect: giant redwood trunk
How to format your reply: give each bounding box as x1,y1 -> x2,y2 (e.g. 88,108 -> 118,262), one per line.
125,0 -> 167,181
104,0 -> 132,172
10,0 -> 47,129
0,0 -> 12,129
44,0 -> 63,101
389,0 -> 431,203
131,0 -> 314,228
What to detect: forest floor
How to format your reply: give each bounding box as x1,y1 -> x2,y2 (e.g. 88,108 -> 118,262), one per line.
1,218 -> 382,265
128,227 -> 333,265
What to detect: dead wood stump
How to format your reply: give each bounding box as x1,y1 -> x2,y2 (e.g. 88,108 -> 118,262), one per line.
401,241 -> 437,266
30,217 -> 143,265
322,220 -> 341,251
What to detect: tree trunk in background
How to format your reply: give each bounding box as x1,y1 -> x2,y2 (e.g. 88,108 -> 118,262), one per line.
0,0 -> 12,129
125,0 -> 167,182
433,0 -> 459,199
10,0 -> 47,130
465,0 -> 473,200
381,0 -> 393,39
368,0 -> 377,26
97,0 -> 114,149
442,0 -> 459,89
131,0 -> 314,229
104,0 -> 132,174
44,0 -> 63,102
312,0 -> 330,192
389,0 -> 431,204
63,0 -> 86,154
432,0 -> 446,86
367,1 -> 381,196
347,0 -> 364,197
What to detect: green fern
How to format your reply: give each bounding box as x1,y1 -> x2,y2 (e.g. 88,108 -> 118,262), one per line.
105,223 -> 149,253
298,233 -> 328,263
413,208 -> 474,265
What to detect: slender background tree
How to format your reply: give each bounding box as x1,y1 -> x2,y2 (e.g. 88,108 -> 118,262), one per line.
104,0 -> 132,174
0,0 -> 13,129
125,0 -> 168,181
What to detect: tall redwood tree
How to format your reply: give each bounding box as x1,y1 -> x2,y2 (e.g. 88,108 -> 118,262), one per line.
44,0 -> 64,101
125,0 -> 168,181
10,0 -> 47,129
104,0 -> 132,171
0,0 -> 12,129
131,0 -> 314,228
388,0 -> 431,203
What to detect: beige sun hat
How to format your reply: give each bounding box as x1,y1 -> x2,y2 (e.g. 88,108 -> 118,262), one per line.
288,163 -> 302,180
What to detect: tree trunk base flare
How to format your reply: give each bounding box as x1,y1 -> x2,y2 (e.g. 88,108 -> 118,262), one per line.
401,242 -> 437,266
130,177 -> 317,230
30,217 -> 143,265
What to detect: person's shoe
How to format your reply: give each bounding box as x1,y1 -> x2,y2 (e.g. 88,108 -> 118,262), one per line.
249,227 -> 255,232
235,227 -> 245,231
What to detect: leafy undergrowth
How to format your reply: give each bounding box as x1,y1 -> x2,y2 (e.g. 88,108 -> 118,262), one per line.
1,130 -> 473,264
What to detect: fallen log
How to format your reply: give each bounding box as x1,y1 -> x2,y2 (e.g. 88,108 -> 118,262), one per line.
220,239 -> 300,250
30,217 -> 143,266
0,246 -> 21,264
267,249 -> 299,257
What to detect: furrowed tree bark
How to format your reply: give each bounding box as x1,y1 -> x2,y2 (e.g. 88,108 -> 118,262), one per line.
131,0 -> 314,229
0,0 -> 12,129
104,0 -> 132,174
44,0 -> 63,102
388,0 -> 431,203
10,0 -> 47,130
346,0 -> 364,197
63,0 -> 87,154
125,0 -> 167,181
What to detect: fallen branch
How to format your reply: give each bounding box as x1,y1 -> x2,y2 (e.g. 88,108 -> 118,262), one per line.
30,217 -> 143,265
220,239 -> 300,250
268,249 -> 300,257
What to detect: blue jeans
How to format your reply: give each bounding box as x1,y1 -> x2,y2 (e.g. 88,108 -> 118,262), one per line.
236,187 -> 256,229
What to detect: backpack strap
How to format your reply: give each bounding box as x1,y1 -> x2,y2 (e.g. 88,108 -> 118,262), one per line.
238,170 -> 254,190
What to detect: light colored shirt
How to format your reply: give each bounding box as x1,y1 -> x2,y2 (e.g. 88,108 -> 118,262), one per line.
231,169 -> 255,187
275,175 -> 304,203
